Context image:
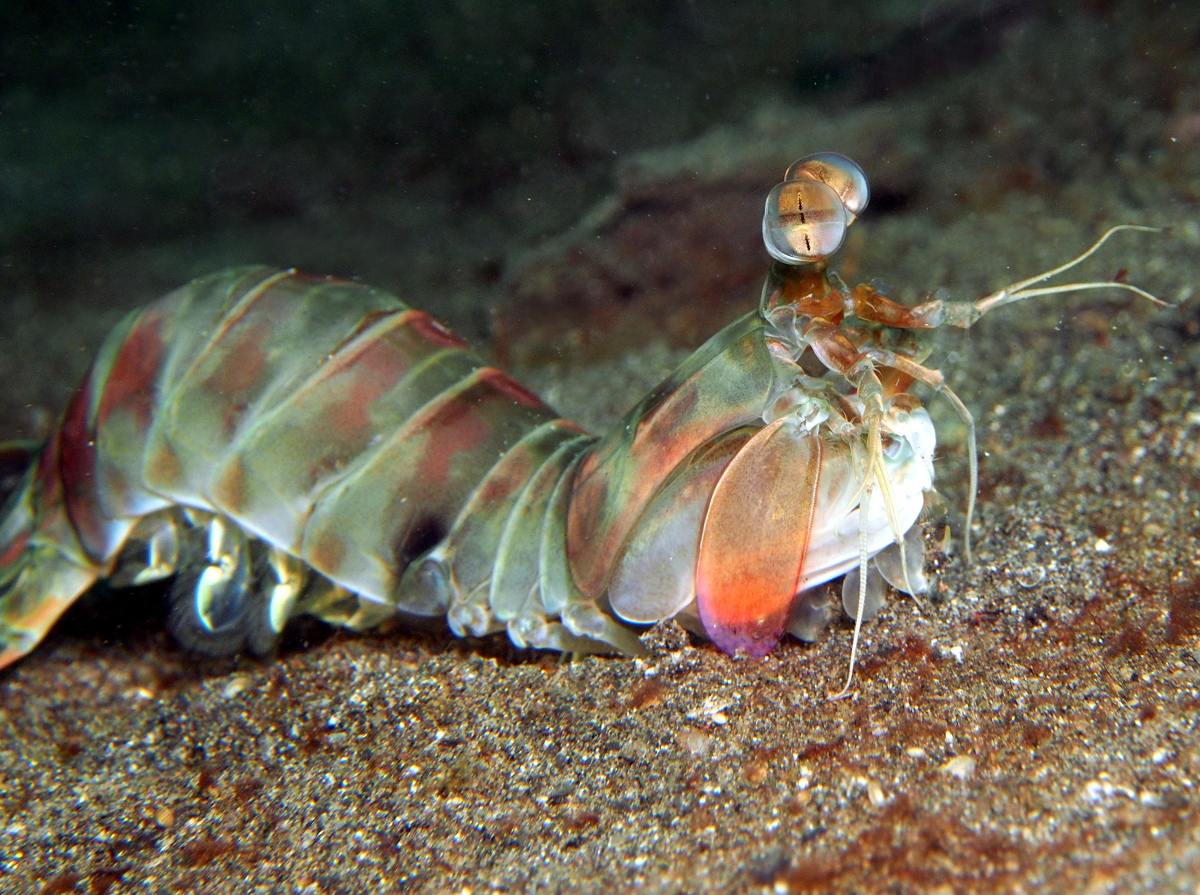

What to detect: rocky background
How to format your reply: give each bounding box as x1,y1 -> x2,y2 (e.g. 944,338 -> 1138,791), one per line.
3,1 -> 1200,892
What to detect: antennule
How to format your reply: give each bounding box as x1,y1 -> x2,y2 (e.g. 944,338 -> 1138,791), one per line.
974,225 -> 1168,316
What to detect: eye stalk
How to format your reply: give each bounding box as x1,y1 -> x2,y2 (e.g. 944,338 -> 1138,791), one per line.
763,152 -> 870,265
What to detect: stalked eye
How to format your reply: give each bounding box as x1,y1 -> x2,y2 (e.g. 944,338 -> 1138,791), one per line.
783,152 -> 870,224
762,178 -> 849,264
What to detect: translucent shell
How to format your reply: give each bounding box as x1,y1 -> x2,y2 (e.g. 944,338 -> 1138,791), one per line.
783,152 -> 870,223
762,178 -> 850,264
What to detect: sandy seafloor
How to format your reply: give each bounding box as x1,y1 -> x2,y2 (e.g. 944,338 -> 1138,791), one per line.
3,5 -> 1200,894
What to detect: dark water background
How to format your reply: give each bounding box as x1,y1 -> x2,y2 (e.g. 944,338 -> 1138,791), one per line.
3,1 -> 1193,300
0,1 -> 1043,246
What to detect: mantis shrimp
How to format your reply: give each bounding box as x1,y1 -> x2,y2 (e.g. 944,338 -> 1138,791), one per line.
0,153 -> 1161,693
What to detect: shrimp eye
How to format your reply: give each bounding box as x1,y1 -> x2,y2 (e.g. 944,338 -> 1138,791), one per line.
762,178 -> 848,264
783,152 -> 870,224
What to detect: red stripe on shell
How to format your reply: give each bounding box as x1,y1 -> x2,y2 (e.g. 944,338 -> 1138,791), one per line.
315,310 -> 430,439
405,311 -> 469,351
56,378 -> 111,562
0,528 -> 30,568
476,367 -> 553,412
94,309 -> 167,435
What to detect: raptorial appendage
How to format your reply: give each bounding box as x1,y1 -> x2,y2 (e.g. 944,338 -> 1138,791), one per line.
754,153 -> 1163,690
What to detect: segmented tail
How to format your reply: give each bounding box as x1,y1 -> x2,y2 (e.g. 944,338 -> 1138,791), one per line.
0,445 -> 102,668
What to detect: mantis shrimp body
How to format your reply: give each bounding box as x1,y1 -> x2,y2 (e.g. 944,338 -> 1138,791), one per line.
0,154 -> 1160,686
